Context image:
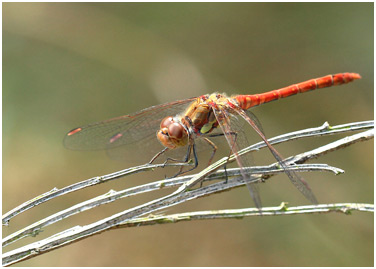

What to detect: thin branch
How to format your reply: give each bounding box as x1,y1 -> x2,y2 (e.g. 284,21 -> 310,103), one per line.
285,128 -> 375,164
2,202 -> 373,267
3,120 -> 372,225
2,122 -> 373,266
1,162 -> 191,226
1,163 -> 342,247
182,128 -> 374,190
119,202 -> 374,227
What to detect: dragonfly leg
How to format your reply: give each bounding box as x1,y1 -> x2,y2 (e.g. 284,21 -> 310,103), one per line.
163,149 -> 190,169
223,131 -> 238,184
206,131 -> 237,164
227,131 -> 238,153
163,144 -> 199,178
150,146 -> 195,177
220,130 -> 238,164
172,143 -> 199,177
202,137 -> 217,165
223,164 -> 229,184
207,131 -> 238,185
149,147 -> 169,164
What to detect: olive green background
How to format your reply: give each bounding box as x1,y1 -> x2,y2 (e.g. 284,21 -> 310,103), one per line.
3,3 -> 373,266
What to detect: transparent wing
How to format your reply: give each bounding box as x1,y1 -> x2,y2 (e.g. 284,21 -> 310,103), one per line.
212,105 -> 262,209
63,98 -> 196,151
236,108 -> 318,204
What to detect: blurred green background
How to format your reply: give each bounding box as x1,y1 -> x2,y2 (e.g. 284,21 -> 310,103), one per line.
3,2 -> 373,266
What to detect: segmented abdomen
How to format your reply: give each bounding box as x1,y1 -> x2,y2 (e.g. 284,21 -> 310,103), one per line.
235,72 -> 361,110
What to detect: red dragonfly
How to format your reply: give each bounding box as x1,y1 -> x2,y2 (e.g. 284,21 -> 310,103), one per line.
64,72 -> 361,208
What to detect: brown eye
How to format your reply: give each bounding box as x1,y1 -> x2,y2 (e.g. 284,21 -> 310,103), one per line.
160,127 -> 168,135
168,123 -> 184,139
160,116 -> 174,128
157,129 -> 175,149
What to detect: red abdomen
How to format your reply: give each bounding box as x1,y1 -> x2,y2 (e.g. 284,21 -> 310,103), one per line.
235,72 -> 361,110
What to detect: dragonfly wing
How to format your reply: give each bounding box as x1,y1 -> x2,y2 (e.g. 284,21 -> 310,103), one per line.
211,105 -> 262,209
244,110 -> 265,135
236,108 -> 318,204
64,98 -> 196,151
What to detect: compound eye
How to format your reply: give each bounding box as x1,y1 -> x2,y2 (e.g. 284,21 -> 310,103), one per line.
160,127 -> 169,135
157,129 -> 174,149
168,123 -> 184,139
160,116 -> 174,128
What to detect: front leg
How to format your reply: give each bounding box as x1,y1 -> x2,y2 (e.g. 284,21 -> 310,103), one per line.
149,147 -> 169,164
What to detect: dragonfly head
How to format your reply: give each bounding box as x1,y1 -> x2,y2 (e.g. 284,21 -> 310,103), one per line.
157,116 -> 188,149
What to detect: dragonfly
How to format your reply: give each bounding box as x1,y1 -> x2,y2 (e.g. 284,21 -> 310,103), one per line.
64,72 -> 361,208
